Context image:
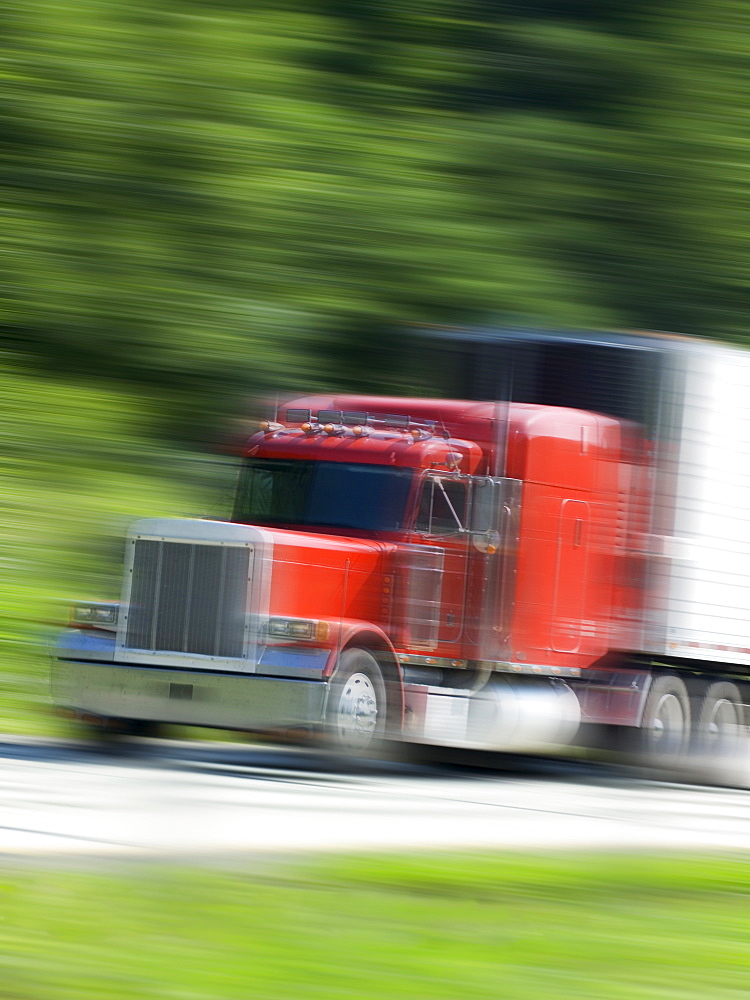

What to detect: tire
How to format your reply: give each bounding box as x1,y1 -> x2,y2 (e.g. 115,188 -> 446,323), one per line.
639,674 -> 691,765
78,717 -> 160,754
696,682 -> 744,757
326,648 -> 387,752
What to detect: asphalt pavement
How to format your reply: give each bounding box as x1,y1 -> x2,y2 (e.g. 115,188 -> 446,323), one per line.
1,736 -> 749,859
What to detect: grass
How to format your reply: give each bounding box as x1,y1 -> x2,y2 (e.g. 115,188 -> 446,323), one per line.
0,853 -> 748,999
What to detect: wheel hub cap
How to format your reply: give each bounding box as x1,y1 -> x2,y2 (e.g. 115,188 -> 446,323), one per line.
336,673 -> 378,748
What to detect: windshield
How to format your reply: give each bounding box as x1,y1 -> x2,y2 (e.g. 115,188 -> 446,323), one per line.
233,458 -> 415,532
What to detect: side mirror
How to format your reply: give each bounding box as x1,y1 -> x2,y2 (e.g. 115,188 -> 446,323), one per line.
469,478 -> 505,554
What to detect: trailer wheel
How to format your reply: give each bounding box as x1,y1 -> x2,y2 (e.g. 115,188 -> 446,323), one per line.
327,649 -> 386,752
640,674 -> 690,764
696,682 -> 744,756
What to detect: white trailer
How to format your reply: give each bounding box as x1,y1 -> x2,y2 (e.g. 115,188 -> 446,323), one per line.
430,328 -> 750,772
647,340 -> 750,667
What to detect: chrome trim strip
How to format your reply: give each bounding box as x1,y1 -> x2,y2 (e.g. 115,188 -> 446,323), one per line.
395,651 -> 581,678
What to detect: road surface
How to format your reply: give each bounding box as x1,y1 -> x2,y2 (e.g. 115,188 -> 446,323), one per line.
1,737 -> 749,858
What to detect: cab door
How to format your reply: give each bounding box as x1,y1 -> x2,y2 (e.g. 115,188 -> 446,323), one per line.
551,499 -> 590,653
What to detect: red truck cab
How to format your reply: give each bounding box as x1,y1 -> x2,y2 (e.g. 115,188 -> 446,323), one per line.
54,392 -> 636,754
240,395 -> 627,676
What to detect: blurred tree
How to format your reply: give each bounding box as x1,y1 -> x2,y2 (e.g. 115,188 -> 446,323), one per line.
2,0 -> 750,433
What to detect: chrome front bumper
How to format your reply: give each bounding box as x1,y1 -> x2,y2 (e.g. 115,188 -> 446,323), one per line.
52,658 -> 327,731
53,626 -> 330,731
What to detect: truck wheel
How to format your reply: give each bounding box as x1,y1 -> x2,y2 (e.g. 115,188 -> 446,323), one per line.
78,717 -> 160,753
696,682 -> 744,756
327,649 -> 386,752
640,674 -> 690,765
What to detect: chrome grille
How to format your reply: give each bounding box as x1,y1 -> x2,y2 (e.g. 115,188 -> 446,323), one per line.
124,539 -> 252,658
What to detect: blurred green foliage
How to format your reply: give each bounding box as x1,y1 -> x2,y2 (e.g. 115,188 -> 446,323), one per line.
3,1 -> 750,728
6,0 -> 750,399
0,853 -> 749,998
0,358 -> 237,730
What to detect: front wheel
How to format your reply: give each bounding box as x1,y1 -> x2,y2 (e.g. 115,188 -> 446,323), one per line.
76,717 -> 161,754
326,649 -> 387,752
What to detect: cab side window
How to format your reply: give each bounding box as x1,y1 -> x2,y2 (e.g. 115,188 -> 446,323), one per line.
415,478 -> 467,535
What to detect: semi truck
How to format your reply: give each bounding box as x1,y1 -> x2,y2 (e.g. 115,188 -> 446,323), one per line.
53,329 -> 750,768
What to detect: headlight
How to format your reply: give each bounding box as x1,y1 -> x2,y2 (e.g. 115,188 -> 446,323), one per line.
267,618 -> 330,641
70,602 -> 119,629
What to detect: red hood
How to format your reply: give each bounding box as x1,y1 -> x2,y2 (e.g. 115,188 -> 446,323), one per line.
263,526 -> 396,627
